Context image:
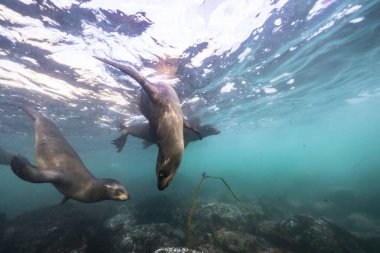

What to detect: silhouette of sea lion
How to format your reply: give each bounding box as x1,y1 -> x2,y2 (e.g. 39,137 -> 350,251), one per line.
95,57 -> 202,190
112,117 -> 220,151
9,106 -> 130,203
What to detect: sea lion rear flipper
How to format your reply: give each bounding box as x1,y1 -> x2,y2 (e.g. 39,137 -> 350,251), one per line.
94,56 -> 161,104
183,119 -> 203,140
111,125 -> 129,152
112,134 -> 128,153
10,155 -> 60,183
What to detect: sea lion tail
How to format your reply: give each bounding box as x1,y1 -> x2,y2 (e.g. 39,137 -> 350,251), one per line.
111,126 -> 128,153
0,102 -> 39,121
94,56 -> 146,86
17,106 -> 41,121
94,56 -> 161,104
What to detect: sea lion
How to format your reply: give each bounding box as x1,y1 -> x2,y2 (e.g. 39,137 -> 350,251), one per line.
10,106 -> 130,203
112,117 -> 220,151
0,147 -> 14,165
95,57 -> 202,190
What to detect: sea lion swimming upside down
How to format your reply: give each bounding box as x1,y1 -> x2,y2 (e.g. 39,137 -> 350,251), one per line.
95,57 -> 202,190
9,106 -> 130,203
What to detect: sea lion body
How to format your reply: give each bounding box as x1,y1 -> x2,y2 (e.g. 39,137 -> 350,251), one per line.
139,84 -> 185,189
95,57 -> 202,190
10,107 -> 129,203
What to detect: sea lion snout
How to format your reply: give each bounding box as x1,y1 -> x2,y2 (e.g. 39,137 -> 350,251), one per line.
118,193 -> 130,201
104,180 -> 130,201
156,149 -> 181,190
156,165 -> 177,191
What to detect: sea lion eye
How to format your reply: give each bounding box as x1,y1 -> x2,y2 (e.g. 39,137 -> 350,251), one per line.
158,170 -> 168,179
115,188 -> 123,195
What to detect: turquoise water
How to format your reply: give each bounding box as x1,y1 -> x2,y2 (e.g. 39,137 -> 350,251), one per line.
1,0 -> 380,251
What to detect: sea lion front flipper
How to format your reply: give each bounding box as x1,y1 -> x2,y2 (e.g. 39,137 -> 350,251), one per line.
183,119 -> 203,140
94,57 -> 161,104
10,155 -> 61,183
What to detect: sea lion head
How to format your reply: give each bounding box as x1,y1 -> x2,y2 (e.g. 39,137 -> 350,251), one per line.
103,179 -> 130,201
156,149 -> 182,191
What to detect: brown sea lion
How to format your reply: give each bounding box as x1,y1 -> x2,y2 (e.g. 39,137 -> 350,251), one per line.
95,57 -> 202,190
10,106 -> 130,203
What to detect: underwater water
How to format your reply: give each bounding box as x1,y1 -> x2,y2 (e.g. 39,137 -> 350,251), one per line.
1,0 -> 380,252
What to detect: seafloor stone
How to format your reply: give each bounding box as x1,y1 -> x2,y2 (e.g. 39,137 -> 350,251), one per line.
1,200 -> 378,253
191,202 -> 256,233
274,214 -> 367,253
154,247 -> 202,253
213,228 -> 269,253
104,208 -> 185,253
0,203 -> 111,253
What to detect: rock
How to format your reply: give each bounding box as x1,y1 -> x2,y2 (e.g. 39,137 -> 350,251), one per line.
191,202 -> 256,233
0,203 -> 113,253
342,212 -> 380,237
154,247 -> 202,253
256,195 -> 295,221
213,228 -> 269,253
359,236 -> 380,253
274,214 -> 367,253
104,207 -> 185,253
128,223 -> 184,251
104,211 -> 137,231
2,198 -> 376,253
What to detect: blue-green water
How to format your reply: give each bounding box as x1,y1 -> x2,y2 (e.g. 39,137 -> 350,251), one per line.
0,0 -> 380,251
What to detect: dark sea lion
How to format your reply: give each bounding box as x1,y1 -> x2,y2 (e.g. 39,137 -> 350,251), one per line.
95,57 -> 202,190
10,107 -> 130,203
112,117 -> 220,151
0,147 -> 14,165
182,118 -> 221,147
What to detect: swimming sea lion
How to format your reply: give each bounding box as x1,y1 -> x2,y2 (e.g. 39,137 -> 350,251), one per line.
95,57 -> 202,190
182,117 -> 220,147
0,147 -> 14,165
10,106 -> 130,203
112,117 -> 220,151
